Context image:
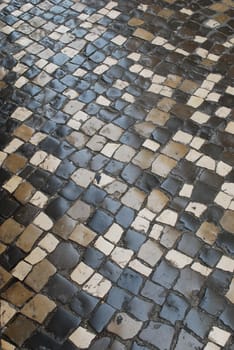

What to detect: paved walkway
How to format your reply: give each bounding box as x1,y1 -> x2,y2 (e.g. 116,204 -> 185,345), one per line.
0,0 -> 234,349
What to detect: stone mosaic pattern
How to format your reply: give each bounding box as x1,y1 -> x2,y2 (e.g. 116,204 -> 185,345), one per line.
0,0 -> 234,348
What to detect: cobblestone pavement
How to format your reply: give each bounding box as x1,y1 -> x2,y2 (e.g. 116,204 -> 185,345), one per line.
0,0 -> 234,349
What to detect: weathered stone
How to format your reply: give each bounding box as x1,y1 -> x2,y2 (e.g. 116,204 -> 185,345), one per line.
108,313 -> 143,340
220,210 -> 234,234
147,189 -> 169,213
140,322 -> 174,349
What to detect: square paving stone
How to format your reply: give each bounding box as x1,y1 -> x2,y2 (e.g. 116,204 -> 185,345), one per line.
0,194 -> 20,219
138,240 -> 164,266
48,242 -> 80,271
220,304 -> 234,331
69,223 -> 96,248
42,176 -> 64,196
46,307 -> 81,341
70,290 -> 99,317
52,52 -> 70,65
14,204 -> 40,226
152,127 -> 172,144
161,176 -> 182,196
25,258 -> 56,292
44,274 -> 78,303
166,117 -> 183,132
152,154 -> 177,178
192,181 -> 217,204
102,197 -> 121,214
21,294 -> 56,324
0,218 -> 24,244
107,311 -> 143,340
2,281 -> 34,307
70,149 -> 93,167
160,292 -> 189,324
124,229 -> 146,252
121,163 -> 142,184
116,206 -> 135,228
45,197 -> 71,220
82,185 -> 106,205
19,143 -> 37,159
162,141 -> 188,161
199,246 -> 222,267
178,212 -> 200,232
174,267 -> 205,302
90,154 -> 109,171
160,226 -> 181,249
115,115 -> 135,129
39,136 -> 60,154
16,224 -> 42,253
120,131 -> 143,149
185,308 -> 214,338
207,269 -> 232,295
135,172 -> 160,193
89,303 -> 115,333
56,160 -> 76,179
28,169 -> 50,190
3,315 -> 36,347
118,268 -> 143,295
139,321 -> 174,349
141,280 -> 167,305
170,198 -> 189,215
105,159 -> 124,176
14,181 -> 35,205
127,296 -> 154,321
68,199 -> 91,222
199,169 -> 224,189
88,210 -> 113,234
152,260 -> 179,288
174,329 -> 203,350
171,103 -> 195,120
200,288 -> 227,316
4,153 -> 27,173
83,247 -> 105,269
121,187 -> 146,211
172,159 -> 198,182
0,244 -> 25,270
60,181 -> 83,201
99,260 -> 122,282
107,286 -> 132,310
177,233 -> 203,257
203,205 -> 224,226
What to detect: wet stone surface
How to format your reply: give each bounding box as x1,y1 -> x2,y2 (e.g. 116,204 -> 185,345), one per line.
0,0 -> 234,349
